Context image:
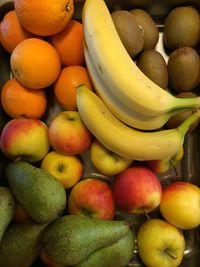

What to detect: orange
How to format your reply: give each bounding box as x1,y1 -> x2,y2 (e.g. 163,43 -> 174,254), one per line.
49,20 -> 85,67
0,10 -> 35,54
54,66 -> 93,110
10,38 -> 61,89
14,0 -> 74,36
1,78 -> 47,119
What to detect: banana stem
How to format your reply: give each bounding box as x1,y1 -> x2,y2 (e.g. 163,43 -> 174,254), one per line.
175,96 -> 200,110
177,111 -> 200,136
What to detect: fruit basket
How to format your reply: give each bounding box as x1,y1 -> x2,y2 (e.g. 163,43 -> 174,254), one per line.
1,0 -> 200,267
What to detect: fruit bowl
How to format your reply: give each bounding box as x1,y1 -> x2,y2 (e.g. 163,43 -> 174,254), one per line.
0,0 -> 200,267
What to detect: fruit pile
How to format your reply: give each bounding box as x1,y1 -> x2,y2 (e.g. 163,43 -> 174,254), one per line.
0,0 -> 200,267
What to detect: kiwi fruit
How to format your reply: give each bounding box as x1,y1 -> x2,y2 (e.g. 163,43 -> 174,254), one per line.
165,92 -> 199,132
129,9 -> 159,50
164,6 -> 200,50
137,50 -> 168,88
167,47 -> 200,92
111,10 -> 144,58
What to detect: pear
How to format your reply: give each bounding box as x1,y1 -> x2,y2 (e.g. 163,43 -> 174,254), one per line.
42,215 -> 132,266
74,229 -> 134,267
0,220 -> 48,267
0,186 -> 15,242
5,161 -> 67,223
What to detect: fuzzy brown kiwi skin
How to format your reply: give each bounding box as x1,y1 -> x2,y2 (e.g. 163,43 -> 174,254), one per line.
129,8 -> 159,50
167,47 -> 200,93
163,6 -> 200,50
136,50 -> 168,89
111,10 -> 144,58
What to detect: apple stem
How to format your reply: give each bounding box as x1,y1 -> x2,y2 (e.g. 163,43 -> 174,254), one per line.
177,111 -> 200,137
14,157 -> 22,162
164,249 -> 178,260
143,208 -> 151,220
170,162 -> 178,177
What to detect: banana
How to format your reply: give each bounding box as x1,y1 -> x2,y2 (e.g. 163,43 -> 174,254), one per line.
82,0 -> 200,116
84,44 -> 191,131
76,84 -> 200,161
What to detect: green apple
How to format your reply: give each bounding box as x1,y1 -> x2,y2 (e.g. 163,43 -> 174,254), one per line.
137,219 -> 185,267
0,118 -> 50,162
41,150 -> 83,189
160,181 -> 200,230
90,139 -> 133,176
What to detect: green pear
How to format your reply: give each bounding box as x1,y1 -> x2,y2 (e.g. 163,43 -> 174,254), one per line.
0,220 -> 48,267
74,229 -> 134,267
0,186 -> 15,242
5,161 -> 67,223
42,215 -> 131,266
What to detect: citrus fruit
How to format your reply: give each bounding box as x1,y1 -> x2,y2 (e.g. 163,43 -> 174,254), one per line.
1,78 -> 47,119
49,20 -> 84,66
54,66 -> 93,110
10,38 -> 61,89
14,0 -> 74,36
0,10 -> 34,53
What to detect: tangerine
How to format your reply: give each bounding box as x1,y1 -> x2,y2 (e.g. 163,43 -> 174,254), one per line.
54,65 -> 93,111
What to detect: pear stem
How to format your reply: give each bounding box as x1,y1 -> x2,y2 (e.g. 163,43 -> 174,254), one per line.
177,111 -> 200,136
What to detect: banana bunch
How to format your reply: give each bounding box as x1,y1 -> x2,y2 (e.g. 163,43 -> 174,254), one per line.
76,0 -> 200,161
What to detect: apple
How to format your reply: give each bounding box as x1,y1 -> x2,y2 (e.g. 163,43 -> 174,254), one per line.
113,165 -> 162,214
146,146 -> 184,173
40,250 -> 61,267
90,139 -> 133,176
137,218 -> 185,267
41,150 -> 83,189
48,111 -> 93,156
13,202 -> 30,223
67,178 -> 116,220
0,118 -> 50,162
160,181 -> 200,230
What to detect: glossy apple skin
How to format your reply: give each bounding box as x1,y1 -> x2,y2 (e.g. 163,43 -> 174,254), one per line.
41,150 -> 83,189
146,146 -> 184,173
160,181 -> 200,230
68,178 -> 116,220
90,139 -> 133,176
137,219 -> 185,267
0,118 -> 50,162
48,111 -> 93,156
113,166 -> 162,214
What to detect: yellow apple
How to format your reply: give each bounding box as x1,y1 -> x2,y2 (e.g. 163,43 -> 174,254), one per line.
41,151 -> 83,189
160,181 -> 200,230
90,139 -> 133,176
137,219 -> 185,267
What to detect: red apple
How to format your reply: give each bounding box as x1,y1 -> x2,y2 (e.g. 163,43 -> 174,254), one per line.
113,165 -> 162,214
67,178 -> 116,220
48,111 -> 93,156
0,118 -> 50,162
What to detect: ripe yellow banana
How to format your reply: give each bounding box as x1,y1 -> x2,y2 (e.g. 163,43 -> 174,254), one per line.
82,0 -> 200,116
76,84 -> 200,161
84,44 -> 191,131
